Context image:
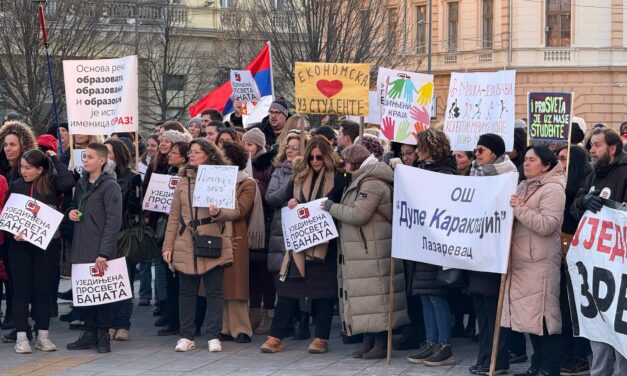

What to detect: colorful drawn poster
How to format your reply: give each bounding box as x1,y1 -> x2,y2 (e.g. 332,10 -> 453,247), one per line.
376,68 -> 434,144
294,62 -> 370,116
444,70 -> 516,151
527,92 -> 573,142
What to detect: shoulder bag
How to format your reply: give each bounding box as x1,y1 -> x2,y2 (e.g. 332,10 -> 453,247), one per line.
187,177 -> 222,258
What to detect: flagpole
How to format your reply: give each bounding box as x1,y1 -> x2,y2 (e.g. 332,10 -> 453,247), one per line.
267,41 -> 275,99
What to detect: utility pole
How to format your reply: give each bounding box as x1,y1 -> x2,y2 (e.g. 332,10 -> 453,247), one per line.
428,0 -> 432,73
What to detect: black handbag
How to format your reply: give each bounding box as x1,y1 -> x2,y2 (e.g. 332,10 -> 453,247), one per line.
117,184 -> 161,263
187,177 -> 222,259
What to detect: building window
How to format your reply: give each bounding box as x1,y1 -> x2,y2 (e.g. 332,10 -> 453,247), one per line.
220,0 -> 235,8
546,0 -> 571,47
482,0 -> 493,49
165,75 -> 185,91
416,5 -> 427,53
272,0 -> 287,10
448,2 -> 458,52
388,7 -> 398,45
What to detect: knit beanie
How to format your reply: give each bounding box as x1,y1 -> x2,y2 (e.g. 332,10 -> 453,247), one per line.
161,130 -> 192,144
269,97 -> 289,117
571,122 -> 585,144
314,126 -> 336,141
477,133 -> 506,157
242,128 -> 266,152
360,135 -> 384,161
514,119 -> 527,129
342,144 -> 372,165
36,134 -> 58,153
512,127 -> 527,155
188,116 -> 202,128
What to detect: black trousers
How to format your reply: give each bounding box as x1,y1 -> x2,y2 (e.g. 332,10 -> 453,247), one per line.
508,330 -> 527,356
249,260 -> 276,310
529,321 -> 561,375
164,270 -> 179,328
178,267 -> 223,340
10,239 -> 60,332
472,294 -> 509,369
559,264 -> 590,360
271,297 -> 334,340
83,303 -> 111,331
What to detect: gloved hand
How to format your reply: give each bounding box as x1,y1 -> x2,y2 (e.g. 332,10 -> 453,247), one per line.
582,188 -> 603,213
321,199 -> 334,212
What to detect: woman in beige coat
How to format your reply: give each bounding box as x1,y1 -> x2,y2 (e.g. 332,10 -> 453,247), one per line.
162,139 -> 234,353
503,145 -> 565,376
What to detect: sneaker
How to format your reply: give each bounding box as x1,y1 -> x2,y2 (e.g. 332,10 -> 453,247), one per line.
2,328 -> 33,343
514,367 -> 540,376
14,336 -> 32,354
307,337 -> 328,354
35,337 -> 57,352
469,365 -> 481,374
175,338 -> 195,352
66,331 -> 98,350
423,344 -> 455,367
208,339 -> 222,352
108,329 -> 117,339
560,359 -> 590,376
260,336 -> 284,353
114,329 -> 129,341
510,351 -> 528,364
57,289 -> 73,301
407,342 -> 436,364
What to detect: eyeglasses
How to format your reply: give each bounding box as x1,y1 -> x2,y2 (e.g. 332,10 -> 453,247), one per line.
268,110 -> 284,117
475,146 -> 488,155
308,155 -> 323,162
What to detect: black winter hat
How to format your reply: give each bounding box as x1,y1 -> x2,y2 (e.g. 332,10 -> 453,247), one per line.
512,127 -> 527,155
477,133 -> 506,157
571,123 -> 585,144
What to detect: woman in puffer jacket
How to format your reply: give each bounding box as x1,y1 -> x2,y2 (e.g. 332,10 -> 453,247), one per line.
323,144 -> 408,360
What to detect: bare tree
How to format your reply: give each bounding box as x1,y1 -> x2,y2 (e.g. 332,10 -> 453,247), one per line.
0,0 -> 124,134
219,0 -> 420,99
137,3 -> 213,124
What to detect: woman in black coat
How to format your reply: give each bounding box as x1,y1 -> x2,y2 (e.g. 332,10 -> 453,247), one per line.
8,149 -> 74,353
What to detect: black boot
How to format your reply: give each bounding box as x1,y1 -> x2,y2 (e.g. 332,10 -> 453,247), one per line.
351,334 -> 375,358
96,328 -> 111,353
1,316 -> 14,330
67,330 -> 98,350
292,312 -> 310,340
363,332 -> 387,359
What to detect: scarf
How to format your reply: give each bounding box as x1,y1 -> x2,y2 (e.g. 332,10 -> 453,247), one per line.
470,155 -> 518,176
237,170 -> 265,249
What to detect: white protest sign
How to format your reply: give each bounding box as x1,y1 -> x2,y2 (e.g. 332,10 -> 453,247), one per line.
0,193 -> 64,250
230,70 -> 261,102
281,198 -> 339,253
244,95 -> 273,128
192,165 -> 238,209
444,70 -> 516,151
138,162 -> 148,181
377,68 -> 434,144
566,207 -> 627,358
347,91 -> 382,125
392,165 -> 518,273
70,149 -> 86,174
63,55 -> 138,135
142,173 -> 180,213
72,257 -> 133,307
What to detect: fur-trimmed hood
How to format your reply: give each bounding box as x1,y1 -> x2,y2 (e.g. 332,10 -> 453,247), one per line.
0,121 -> 36,158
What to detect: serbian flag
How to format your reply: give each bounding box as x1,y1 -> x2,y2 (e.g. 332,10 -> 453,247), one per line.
190,42 -> 273,117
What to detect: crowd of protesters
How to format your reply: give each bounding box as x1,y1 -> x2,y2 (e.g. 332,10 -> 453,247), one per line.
0,104 -> 625,376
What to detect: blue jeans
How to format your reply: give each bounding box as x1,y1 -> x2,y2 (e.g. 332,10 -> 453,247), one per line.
138,260 -> 152,300
420,294 -> 451,345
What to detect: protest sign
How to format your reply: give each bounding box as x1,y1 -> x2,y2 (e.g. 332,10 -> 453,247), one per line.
391,165 -> 518,273
346,91 -> 382,125
230,70 -> 261,102
0,193 -> 64,250
138,161 -> 148,181
72,257 -> 133,307
444,70 -> 516,151
142,173 -> 180,213
377,68 -> 434,144
528,92 -> 573,142
64,56 -> 138,135
70,149 -> 86,174
566,206 -> 627,358
192,165 -> 238,209
281,198 -> 339,253
294,62 -> 370,116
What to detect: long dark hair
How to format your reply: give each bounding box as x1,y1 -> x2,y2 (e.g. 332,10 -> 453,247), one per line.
21,149 -> 53,196
104,139 -> 131,177
555,144 -> 592,196
526,145 -> 557,170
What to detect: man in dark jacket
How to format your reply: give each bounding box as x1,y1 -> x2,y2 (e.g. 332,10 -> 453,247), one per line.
250,97 -> 289,148
569,127 -> 626,376
66,143 -> 122,354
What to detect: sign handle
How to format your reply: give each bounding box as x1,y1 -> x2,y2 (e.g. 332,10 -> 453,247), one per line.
69,138 -> 75,171
386,257 -> 396,365
135,131 -> 140,172
358,116 -> 365,144
488,273 -> 508,376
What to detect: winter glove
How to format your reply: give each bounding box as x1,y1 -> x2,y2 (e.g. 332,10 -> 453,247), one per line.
582,188 -> 603,213
322,199 -> 334,212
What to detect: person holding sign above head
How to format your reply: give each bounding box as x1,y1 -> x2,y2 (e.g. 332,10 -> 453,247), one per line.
162,139 -> 235,353
569,127 -> 626,376
66,143 -> 122,354
211,142 -> 265,344
260,136 -> 341,355
504,145 -> 566,376
8,149 -> 74,354
466,133 -> 518,376
322,144 -> 409,360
